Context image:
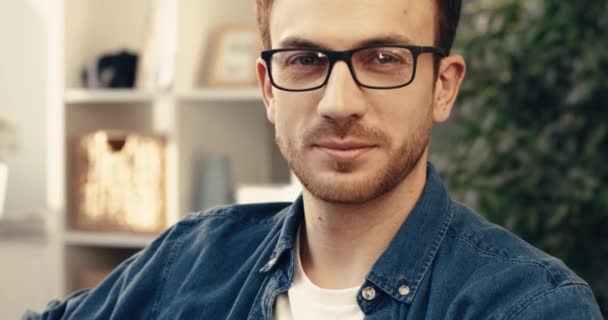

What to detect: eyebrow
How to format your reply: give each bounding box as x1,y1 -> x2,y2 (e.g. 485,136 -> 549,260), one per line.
277,34 -> 416,50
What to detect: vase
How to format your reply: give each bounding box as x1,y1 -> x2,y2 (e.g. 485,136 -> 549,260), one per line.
195,153 -> 234,211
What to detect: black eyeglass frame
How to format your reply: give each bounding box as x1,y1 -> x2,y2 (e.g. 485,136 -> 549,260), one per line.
261,45 -> 447,92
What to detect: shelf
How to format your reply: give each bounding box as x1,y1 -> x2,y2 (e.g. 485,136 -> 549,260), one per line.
65,89 -> 158,104
0,215 -> 46,241
57,0 -> 268,298
64,230 -> 157,249
65,88 -> 262,104
176,87 -> 261,103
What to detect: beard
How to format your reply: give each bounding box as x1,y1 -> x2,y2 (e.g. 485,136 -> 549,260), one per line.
275,105 -> 433,205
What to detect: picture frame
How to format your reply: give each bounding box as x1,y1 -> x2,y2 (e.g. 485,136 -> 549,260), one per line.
207,25 -> 260,87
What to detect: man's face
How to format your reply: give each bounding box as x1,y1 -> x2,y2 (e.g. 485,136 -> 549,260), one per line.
259,0 -> 444,204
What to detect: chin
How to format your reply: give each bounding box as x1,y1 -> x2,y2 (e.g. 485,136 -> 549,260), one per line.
296,167 -> 404,205
276,122 -> 432,204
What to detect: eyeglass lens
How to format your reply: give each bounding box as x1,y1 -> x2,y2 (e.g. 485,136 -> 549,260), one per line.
270,47 -> 415,90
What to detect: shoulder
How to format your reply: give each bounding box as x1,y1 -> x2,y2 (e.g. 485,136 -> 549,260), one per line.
437,201 -> 601,319
101,202 -> 294,283
162,202 -> 293,245
445,201 -> 582,285
183,202 -> 293,225
24,203 -> 295,319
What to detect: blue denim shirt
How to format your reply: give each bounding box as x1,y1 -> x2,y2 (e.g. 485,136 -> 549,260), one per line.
26,164 -> 602,319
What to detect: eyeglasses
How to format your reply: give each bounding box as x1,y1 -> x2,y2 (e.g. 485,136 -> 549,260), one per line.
261,45 -> 446,92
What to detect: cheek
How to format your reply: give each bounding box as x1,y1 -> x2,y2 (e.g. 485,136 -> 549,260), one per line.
273,92 -> 320,134
367,87 -> 433,125
365,91 -> 434,151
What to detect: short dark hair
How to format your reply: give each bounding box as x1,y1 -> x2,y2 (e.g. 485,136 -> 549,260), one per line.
434,0 -> 463,74
256,0 -> 462,75
256,0 -> 462,54
436,0 -> 462,55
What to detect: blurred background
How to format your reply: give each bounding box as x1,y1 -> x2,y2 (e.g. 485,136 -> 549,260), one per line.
0,0 -> 605,318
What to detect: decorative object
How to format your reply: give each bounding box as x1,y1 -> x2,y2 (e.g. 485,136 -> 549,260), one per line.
81,50 -> 139,88
195,153 -> 234,211
236,184 -> 300,205
73,130 -> 166,233
207,25 -> 259,87
136,0 -> 178,90
236,171 -> 302,205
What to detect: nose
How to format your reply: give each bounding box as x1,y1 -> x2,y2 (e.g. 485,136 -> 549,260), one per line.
317,62 -> 367,122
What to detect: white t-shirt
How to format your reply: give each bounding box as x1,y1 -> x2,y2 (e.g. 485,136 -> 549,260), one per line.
273,230 -> 365,320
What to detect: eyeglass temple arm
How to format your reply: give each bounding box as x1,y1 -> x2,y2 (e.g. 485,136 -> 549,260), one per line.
419,46 -> 448,56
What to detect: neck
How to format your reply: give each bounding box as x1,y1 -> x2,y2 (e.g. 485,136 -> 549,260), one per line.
299,155 -> 429,289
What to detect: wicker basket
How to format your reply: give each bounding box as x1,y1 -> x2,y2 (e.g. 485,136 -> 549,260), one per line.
72,130 -> 166,233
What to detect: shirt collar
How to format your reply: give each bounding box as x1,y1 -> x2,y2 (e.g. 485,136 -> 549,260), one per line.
259,163 -> 453,305
258,196 -> 303,273
366,163 -> 453,304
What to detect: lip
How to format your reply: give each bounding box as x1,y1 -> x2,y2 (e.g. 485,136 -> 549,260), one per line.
313,139 -> 378,162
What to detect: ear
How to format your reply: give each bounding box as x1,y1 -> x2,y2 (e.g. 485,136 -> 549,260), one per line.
256,58 -> 276,124
432,54 -> 466,124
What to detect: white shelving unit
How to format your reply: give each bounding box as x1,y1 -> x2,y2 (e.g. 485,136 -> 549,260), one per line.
65,88 -> 262,104
63,231 -> 155,249
56,0 -> 292,295
64,89 -> 158,104
176,88 -> 262,103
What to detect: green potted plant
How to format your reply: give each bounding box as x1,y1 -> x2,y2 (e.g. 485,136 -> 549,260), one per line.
439,0 -> 608,315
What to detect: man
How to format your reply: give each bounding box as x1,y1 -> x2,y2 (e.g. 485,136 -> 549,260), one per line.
27,0 -> 602,319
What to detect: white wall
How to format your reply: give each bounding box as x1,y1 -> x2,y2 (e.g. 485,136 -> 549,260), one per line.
0,240 -> 60,319
0,0 -> 52,212
0,0 -> 62,318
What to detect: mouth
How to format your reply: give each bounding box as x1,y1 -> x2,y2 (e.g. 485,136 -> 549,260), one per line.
312,140 -> 378,162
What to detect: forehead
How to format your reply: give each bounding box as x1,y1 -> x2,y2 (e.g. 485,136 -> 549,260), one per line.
270,0 -> 437,49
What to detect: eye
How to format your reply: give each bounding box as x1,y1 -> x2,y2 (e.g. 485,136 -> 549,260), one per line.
357,48 -> 413,67
287,52 -> 325,66
375,52 -> 400,64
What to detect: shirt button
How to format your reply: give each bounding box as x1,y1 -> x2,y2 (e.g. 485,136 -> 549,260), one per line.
399,285 -> 410,296
361,287 -> 376,301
